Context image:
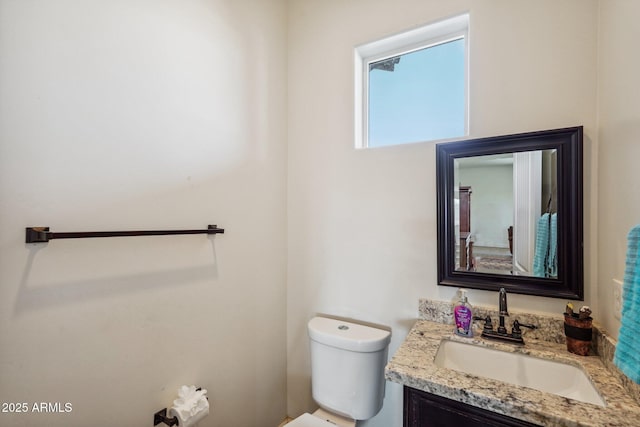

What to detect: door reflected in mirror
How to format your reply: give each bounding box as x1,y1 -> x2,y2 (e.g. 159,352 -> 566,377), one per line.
454,150 -> 558,278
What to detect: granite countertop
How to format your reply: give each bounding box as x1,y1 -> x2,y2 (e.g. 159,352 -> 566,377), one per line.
385,319 -> 640,426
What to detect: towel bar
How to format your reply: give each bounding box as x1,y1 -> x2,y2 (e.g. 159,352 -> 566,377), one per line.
25,225 -> 224,243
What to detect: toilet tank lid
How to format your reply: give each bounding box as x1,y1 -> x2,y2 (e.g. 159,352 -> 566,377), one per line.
308,317 -> 391,352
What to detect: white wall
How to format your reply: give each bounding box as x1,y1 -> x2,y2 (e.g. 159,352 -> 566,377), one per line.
597,0 -> 640,339
287,1 -> 598,425
0,1 -> 287,426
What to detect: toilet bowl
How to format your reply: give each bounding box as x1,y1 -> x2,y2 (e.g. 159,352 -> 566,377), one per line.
286,413 -> 332,427
288,317 -> 391,427
286,409 -> 353,427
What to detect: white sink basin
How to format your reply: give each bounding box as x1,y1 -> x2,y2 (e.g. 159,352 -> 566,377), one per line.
434,339 -> 606,407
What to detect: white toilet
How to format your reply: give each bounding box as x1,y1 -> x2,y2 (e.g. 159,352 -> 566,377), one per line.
288,316 -> 392,427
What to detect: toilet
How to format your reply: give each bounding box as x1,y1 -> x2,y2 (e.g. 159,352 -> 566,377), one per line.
288,316 -> 392,427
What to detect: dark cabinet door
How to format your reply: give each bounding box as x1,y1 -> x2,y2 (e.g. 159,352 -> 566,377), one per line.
404,387 -> 540,427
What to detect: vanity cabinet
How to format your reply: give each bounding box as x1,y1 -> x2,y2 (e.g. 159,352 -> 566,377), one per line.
403,387 -> 540,427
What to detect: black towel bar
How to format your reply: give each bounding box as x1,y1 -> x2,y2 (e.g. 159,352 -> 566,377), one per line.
25,225 -> 224,243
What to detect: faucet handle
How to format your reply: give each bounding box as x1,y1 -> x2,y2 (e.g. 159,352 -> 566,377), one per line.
512,320 -> 537,338
474,316 -> 494,332
516,320 -> 537,330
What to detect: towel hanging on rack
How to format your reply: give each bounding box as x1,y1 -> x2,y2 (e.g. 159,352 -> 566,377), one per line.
614,225 -> 640,384
548,213 -> 558,277
532,213 -> 557,278
533,213 -> 550,277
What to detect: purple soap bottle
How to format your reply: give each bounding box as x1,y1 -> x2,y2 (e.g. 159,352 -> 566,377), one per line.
453,289 -> 473,337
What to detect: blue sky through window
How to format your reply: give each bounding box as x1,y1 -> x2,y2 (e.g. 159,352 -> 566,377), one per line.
368,38 -> 465,147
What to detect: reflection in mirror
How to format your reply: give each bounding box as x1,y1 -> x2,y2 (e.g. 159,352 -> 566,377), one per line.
454,150 -> 558,278
436,126 -> 583,300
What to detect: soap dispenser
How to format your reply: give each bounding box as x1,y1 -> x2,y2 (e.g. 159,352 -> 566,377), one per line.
453,288 -> 473,338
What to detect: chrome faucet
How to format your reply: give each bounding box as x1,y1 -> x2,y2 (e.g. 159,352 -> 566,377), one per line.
480,287 -> 537,344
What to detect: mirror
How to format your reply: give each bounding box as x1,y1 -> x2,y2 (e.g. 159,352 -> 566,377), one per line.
436,126 -> 583,299
454,150 -> 557,277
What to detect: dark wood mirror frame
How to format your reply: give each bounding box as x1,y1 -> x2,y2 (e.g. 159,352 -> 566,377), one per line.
436,126 -> 583,300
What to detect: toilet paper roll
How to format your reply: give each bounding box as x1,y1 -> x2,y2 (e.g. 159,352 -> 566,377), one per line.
169,404 -> 209,427
169,385 -> 210,427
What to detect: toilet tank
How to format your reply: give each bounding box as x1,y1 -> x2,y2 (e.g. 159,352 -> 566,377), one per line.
307,317 -> 391,420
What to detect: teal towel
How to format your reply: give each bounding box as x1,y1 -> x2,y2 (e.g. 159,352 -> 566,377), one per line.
533,213 -> 550,277
614,225 -> 640,384
548,213 -> 558,277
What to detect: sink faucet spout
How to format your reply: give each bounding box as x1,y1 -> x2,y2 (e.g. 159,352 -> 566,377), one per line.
499,287 -> 508,316
498,288 -> 508,334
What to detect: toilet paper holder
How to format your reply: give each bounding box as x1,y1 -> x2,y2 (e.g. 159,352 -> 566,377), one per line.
153,408 -> 178,426
154,387 -> 207,426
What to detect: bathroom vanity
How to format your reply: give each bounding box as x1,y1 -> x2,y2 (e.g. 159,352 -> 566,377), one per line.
386,300 -> 640,427
404,386 -> 539,426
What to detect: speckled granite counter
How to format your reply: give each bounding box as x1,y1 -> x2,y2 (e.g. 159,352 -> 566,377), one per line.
385,301 -> 640,426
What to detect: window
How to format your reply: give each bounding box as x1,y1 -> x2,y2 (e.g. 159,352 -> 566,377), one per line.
355,14 -> 469,148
